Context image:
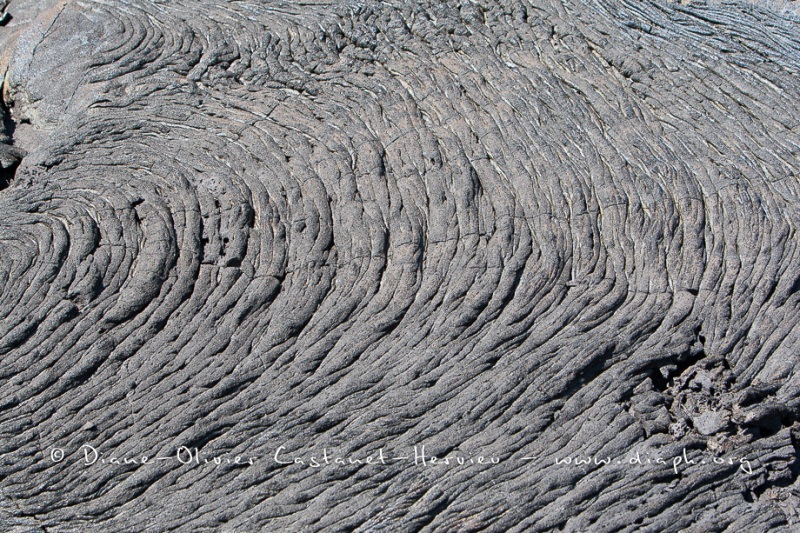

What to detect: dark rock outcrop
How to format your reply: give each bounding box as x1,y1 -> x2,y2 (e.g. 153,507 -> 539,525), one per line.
1,0 -> 799,531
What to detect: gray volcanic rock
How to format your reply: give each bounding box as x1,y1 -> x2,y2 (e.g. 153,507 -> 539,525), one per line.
1,0 -> 799,531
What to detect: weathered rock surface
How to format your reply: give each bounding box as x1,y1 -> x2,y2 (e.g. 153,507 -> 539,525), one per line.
1,0 -> 799,531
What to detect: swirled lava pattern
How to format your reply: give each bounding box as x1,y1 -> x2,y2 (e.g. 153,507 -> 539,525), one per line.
1,0 -> 800,531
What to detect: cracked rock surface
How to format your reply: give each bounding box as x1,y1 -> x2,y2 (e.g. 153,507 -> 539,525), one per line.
1,0 -> 800,531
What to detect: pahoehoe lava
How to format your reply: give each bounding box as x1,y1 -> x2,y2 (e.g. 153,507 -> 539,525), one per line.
1,0 -> 800,531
